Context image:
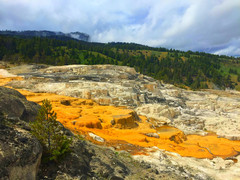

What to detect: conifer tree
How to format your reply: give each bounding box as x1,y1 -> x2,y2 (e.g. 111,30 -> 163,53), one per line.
30,99 -> 72,162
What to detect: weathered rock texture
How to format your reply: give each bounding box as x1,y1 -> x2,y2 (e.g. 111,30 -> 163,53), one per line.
0,87 -> 42,180
13,89 -> 240,162
0,86 -> 40,122
161,86 -> 240,139
0,123 -> 42,180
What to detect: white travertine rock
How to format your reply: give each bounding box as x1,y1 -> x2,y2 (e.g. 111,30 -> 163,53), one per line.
7,64 -> 240,140
89,132 -> 105,143
133,147 -> 240,180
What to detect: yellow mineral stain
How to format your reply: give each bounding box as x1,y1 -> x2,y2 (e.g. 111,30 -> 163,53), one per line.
1,76 -> 240,160
17,89 -> 240,159
0,75 -> 23,86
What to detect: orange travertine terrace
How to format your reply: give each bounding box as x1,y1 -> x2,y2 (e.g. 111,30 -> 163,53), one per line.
0,76 -> 23,86
1,75 -> 240,159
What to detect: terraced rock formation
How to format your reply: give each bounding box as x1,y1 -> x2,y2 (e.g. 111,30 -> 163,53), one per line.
2,63 -> 240,179
8,64 -> 165,107
13,85 -> 240,180
8,64 -> 240,140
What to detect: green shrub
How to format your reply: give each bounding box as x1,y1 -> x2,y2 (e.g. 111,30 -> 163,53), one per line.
30,99 -> 72,162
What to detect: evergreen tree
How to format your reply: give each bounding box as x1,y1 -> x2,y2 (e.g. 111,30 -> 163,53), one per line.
0,35 -> 238,90
30,99 -> 72,162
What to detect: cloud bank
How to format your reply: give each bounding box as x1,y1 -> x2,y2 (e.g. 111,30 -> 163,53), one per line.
0,0 -> 239,56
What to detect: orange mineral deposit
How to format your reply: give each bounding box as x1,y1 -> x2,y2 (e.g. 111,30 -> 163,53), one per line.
1,74 -> 239,160
16,89 -> 240,160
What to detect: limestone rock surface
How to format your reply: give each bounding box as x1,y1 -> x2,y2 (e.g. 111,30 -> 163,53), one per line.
0,123 -> 42,180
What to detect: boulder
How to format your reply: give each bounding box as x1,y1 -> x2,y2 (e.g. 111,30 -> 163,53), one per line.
0,87 -> 40,122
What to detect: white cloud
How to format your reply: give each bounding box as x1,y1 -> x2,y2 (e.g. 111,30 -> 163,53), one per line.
214,46 -> 240,57
213,37 -> 240,56
0,0 -> 239,56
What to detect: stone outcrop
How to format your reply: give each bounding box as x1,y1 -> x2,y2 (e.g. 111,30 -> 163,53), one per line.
7,64 -> 240,139
13,88 -> 240,162
0,86 -> 40,122
171,89 -> 240,139
89,132 -> 105,142
136,85 -> 240,139
0,87 -> 42,180
135,104 -> 180,123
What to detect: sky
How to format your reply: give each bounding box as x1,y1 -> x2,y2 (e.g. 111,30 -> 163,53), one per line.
0,0 -> 240,56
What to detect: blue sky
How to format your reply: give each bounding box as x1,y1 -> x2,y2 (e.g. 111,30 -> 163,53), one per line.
0,0 -> 240,56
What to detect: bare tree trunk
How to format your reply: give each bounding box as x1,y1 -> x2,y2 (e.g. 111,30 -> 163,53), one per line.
47,113 -> 51,150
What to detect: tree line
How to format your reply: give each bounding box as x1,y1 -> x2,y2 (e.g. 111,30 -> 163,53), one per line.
0,35 -> 239,90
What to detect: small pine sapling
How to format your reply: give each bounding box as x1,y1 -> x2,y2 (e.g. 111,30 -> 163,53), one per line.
30,99 -> 72,162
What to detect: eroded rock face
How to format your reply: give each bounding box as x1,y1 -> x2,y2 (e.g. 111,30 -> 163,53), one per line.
0,87 -> 42,180
0,86 -> 173,180
112,111 -> 140,129
172,89 -> 240,139
136,104 -> 180,122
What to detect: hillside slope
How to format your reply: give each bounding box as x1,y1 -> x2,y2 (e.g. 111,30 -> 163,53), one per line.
0,30 -> 90,41
0,35 -> 239,90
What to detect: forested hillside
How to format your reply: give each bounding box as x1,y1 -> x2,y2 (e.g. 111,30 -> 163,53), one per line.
0,35 -> 239,90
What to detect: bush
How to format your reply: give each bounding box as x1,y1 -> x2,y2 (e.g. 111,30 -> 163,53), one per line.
30,99 -> 72,162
